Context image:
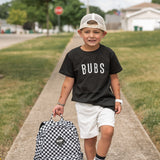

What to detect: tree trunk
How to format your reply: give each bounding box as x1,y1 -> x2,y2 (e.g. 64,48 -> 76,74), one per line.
15,24 -> 17,34
46,0 -> 49,37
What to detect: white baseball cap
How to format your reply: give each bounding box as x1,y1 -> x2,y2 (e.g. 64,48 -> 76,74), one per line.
79,13 -> 107,32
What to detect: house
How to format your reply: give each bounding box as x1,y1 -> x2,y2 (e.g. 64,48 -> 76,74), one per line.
121,3 -> 160,31
0,19 -> 24,34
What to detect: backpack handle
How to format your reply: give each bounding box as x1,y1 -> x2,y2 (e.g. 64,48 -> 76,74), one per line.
50,113 -> 64,121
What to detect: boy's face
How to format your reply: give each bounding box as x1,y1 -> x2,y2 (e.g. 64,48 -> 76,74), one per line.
78,28 -> 107,48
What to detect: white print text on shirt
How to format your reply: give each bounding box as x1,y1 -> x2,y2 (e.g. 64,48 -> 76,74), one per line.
81,63 -> 104,75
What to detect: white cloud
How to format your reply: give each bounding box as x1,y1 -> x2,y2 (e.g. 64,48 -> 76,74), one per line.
80,0 -> 152,12
0,0 -> 12,5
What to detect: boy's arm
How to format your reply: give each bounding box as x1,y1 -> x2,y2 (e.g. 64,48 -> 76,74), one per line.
53,76 -> 74,117
110,74 -> 122,114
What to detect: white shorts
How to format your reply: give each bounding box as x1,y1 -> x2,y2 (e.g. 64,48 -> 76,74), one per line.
75,102 -> 115,139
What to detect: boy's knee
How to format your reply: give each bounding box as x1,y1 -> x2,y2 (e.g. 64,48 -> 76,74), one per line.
84,136 -> 97,145
100,126 -> 114,139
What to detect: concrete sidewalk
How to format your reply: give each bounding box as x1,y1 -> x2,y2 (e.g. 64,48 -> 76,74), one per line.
5,34 -> 160,160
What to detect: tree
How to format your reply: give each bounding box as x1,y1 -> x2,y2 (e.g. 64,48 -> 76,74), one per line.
49,0 -> 86,30
43,0 -> 53,36
11,0 -> 46,30
106,9 -> 120,15
0,2 -> 11,19
61,1 -> 105,29
49,0 -> 105,31
6,0 -> 105,34
89,6 -> 105,18
61,0 -> 85,29
7,9 -> 27,32
23,0 -> 54,36
152,0 -> 160,4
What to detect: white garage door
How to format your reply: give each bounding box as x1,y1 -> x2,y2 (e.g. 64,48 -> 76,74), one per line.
132,19 -> 157,31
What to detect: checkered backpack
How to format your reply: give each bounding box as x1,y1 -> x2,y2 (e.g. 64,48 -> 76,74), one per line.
34,114 -> 83,160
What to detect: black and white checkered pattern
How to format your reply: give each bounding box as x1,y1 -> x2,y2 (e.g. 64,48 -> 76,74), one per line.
34,115 -> 83,160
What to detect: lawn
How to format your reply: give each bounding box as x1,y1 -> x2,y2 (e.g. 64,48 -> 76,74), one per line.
102,30 -> 160,151
0,31 -> 160,159
0,33 -> 73,159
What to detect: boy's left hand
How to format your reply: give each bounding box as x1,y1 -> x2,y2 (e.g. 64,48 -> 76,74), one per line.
115,102 -> 122,114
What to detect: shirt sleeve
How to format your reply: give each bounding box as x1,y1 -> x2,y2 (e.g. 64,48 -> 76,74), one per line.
109,50 -> 123,74
59,53 -> 75,78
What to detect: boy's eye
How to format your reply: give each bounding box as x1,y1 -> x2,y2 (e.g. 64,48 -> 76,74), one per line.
94,31 -> 100,33
84,31 -> 90,33
93,30 -> 101,33
84,31 -> 100,34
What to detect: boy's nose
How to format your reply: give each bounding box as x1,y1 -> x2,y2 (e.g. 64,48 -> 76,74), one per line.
89,32 -> 94,37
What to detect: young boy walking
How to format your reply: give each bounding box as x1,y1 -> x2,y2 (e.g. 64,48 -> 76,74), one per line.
53,13 -> 123,160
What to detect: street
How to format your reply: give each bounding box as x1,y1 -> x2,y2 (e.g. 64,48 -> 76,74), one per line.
0,34 -> 43,50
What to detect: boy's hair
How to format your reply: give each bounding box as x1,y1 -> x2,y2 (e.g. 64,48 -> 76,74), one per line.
79,13 -> 106,32
87,20 -> 98,25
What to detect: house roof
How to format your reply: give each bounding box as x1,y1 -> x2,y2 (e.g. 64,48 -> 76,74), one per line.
126,7 -> 160,18
125,2 -> 160,11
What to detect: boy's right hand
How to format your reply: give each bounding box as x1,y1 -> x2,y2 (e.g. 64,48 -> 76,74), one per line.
52,105 -> 64,117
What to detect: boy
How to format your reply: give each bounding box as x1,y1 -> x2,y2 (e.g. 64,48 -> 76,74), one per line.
53,13 -> 123,160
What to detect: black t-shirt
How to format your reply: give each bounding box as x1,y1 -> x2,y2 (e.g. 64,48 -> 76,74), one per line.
59,44 -> 122,110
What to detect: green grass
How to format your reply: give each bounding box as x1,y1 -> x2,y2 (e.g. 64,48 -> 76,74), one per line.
102,30 -> 160,151
0,33 -> 73,159
1,31 -> 160,158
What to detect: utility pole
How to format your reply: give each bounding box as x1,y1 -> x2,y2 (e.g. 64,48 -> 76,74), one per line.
86,0 -> 90,14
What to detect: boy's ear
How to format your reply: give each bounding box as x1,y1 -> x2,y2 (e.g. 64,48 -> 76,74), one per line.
77,30 -> 82,37
103,31 -> 107,37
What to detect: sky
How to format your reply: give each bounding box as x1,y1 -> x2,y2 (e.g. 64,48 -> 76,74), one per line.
79,0 -> 152,12
0,0 -> 152,12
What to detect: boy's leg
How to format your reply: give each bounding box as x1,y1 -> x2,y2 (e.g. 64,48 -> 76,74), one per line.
84,136 -> 97,160
96,125 -> 114,158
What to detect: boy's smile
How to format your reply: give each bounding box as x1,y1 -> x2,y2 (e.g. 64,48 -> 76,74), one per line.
78,28 -> 107,51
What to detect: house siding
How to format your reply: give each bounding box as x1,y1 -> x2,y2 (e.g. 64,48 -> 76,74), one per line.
127,10 -> 160,31
122,3 -> 160,31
